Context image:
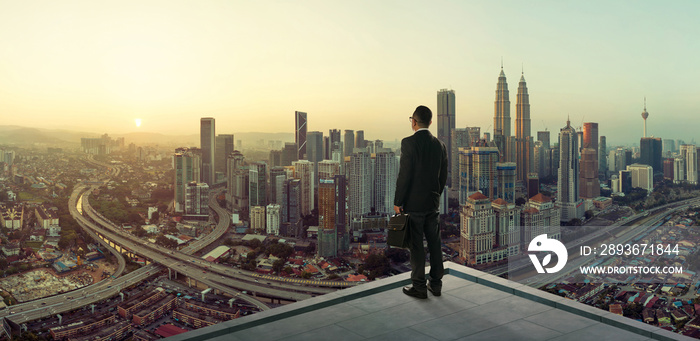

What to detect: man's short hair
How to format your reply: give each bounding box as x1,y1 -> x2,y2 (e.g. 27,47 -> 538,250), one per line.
413,105 -> 432,127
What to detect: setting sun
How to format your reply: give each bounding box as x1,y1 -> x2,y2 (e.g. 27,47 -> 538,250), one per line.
134,118 -> 142,128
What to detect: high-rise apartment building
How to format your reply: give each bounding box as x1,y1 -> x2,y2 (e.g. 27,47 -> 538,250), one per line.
515,73 -> 531,183
226,151 -> 246,212
250,206 -> 266,232
438,89 -> 456,187
292,160 -> 315,216
373,150 -> 398,215
295,111 -> 308,160
214,134 -> 234,178
673,158 -> 685,184
680,144 -> 698,185
200,118 -> 215,186
185,182 -> 209,216
348,149 -> 372,220
318,160 -> 341,180
627,164 -> 653,193
174,148 -> 201,213
266,204 -> 280,235
458,146 -> 500,205
557,118 -> 584,223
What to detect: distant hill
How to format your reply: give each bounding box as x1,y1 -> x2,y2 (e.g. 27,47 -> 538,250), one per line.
0,125 -> 294,149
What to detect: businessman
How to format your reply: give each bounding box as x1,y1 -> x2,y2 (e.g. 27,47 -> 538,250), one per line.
394,105 -> 448,299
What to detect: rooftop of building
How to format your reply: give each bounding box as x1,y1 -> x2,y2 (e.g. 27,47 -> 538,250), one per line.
134,294 -> 177,317
181,299 -> 241,316
69,320 -> 130,341
165,262 -> 689,341
530,193 -> 552,203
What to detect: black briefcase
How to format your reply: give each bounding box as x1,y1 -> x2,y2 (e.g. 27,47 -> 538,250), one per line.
387,213 -> 410,248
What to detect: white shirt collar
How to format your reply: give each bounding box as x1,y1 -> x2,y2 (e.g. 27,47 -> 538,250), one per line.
414,128 -> 430,134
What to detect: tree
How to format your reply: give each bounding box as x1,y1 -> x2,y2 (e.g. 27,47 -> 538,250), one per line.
151,211 -> 160,222
584,210 -> 594,220
386,248 -> 410,263
515,197 -> 527,206
300,271 -> 312,279
359,254 -> 391,280
272,259 -> 286,275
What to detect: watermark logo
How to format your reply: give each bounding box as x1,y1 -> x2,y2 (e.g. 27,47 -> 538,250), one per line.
528,234 -> 568,274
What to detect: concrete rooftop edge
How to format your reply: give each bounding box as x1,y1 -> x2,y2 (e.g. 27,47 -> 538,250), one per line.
165,261 -> 689,341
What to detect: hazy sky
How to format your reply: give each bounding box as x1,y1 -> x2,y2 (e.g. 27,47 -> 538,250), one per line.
1,1 -> 698,146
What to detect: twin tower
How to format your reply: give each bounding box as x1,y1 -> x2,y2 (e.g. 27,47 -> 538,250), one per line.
494,63 -> 532,183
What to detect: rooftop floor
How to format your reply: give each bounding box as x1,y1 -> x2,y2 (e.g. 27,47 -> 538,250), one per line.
167,262 -> 690,341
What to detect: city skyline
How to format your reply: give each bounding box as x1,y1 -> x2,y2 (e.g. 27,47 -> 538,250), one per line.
1,1 -> 699,146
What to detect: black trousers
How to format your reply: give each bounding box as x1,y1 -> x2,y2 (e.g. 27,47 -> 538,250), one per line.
407,210 -> 443,291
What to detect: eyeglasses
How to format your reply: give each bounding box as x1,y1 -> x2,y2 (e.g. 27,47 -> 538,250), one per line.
408,117 -> 421,124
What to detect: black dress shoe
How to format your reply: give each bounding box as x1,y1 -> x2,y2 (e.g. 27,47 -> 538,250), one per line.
403,286 -> 427,299
427,283 -> 441,296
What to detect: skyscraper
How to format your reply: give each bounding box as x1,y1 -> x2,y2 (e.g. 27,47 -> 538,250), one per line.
458,145 -> 500,205
496,162 -> 516,203
579,148 -> 600,198
226,151 -> 246,212
557,118 -> 583,223
292,160 -> 314,216
269,167 -> 286,205
580,122 -> 600,198
627,164 -> 653,193
640,137 -> 662,174
329,129 -> 341,153
515,72 -> 531,182
248,162 -> 267,208
494,65 -> 511,157
599,136 -> 607,178
344,130 -> 354,158
438,89 -> 456,186
537,131 -> 551,178
281,142 -> 298,166
318,176 -> 348,258
266,204 -> 281,235
355,130 -> 365,150
200,117 -> 215,186
307,131 -> 324,180
174,148 -> 201,213
214,134 -> 234,178
295,111 -> 308,160
451,128 -> 473,192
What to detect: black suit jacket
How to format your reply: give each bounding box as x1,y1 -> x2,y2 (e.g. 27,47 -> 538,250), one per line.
394,130 -> 448,212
